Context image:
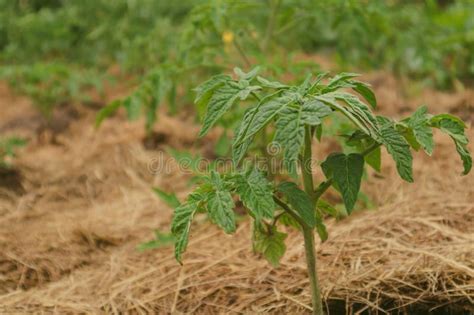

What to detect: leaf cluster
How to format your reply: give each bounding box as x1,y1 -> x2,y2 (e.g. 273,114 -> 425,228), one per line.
171,68 -> 471,266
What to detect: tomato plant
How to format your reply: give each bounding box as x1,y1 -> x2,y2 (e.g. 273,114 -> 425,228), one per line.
170,68 -> 471,314
0,63 -> 103,119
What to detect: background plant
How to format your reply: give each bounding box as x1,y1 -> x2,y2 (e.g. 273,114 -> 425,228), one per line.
3,0 -> 472,129
0,137 -> 26,168
170,68 -> 471,314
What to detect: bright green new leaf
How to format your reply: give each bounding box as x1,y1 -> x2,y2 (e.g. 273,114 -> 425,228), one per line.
233,168 -> 275,221
207,172 -> 236,233
321,153 -> 364,213
378,117 -> 414,182
253,223 -> 287,267
277,182 -> 316,227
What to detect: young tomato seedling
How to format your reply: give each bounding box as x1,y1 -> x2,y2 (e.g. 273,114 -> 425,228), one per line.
170,67 -> 471,314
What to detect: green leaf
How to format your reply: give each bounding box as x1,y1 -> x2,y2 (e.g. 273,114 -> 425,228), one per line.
233,168 -> 275,221
235,93 -> 293,146
315,221 -> 328,242
234,66 -> 260,81
455,141 -> 472,175
194,74 -> 230,106
317,199 -> 339,218
207,172 -> 236,233
350,80 -> 377,109
406,106 -> 434,155
334,93 -> 379,134
315,124 -> 323,141
316,93 -> 379,140
301,100 -> 333,126
277,182 -> 316,227
199,84 -> 241,137
430,115 -> 471,175
429,113 -> 466,128
153,188 -> 181,208
253,223 -> 287,267
95,99 -> 122,128
325,72 -> 360,91
256,76 -> 288,89
297,73 -> 313,95
274,105 -> 304,173
171,193 -> 203,263
232,94 -> 294,166
215,131 -> 231,157
365,145 -> 381,172
232,106 -> 257,165
378,117 -> 414,182
321,153 -> 364,213
123,96 -> 141,120
437,118 -> 468,145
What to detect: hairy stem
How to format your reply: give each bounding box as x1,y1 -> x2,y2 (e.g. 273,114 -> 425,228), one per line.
303,226 -> 323,315
300,126 -> 315,200
300,125 -> 323,315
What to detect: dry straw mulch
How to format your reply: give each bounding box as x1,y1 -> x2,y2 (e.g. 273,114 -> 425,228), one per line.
0,75 -> 473,314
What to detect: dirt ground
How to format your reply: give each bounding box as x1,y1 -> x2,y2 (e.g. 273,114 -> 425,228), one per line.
0,71 -> 473,314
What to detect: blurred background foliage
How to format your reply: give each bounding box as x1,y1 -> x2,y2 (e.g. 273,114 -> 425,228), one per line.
0,0 -> 473,121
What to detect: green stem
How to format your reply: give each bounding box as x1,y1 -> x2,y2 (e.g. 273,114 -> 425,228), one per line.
271,210 -> 286,227
273,196 -> 307,228
300,125 -> 323,315
303,226 -> 323,315
300,126 -> 315,200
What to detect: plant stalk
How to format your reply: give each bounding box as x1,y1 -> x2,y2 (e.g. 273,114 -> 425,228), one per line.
303,226 -> 323,315
300,125 -> 323,315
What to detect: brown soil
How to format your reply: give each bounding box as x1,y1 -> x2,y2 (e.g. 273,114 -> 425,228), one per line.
0,72 -> 473,314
